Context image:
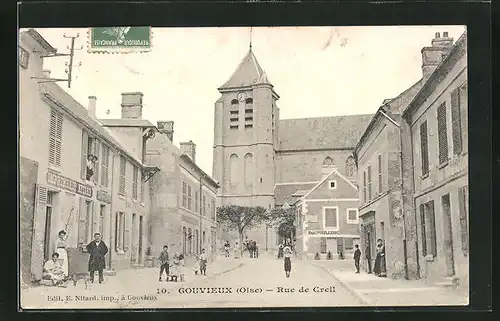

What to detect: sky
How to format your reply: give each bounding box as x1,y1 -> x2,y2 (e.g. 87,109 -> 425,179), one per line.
31,26 -> 466,176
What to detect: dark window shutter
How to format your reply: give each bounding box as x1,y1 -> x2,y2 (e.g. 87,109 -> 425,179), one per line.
451,88 -> 463,155
427,201 -> 438,257
420,121 -> 429,175
94,140 -> 100,185
81,131 -> 88,179
437,103 -> 449,164
115,212 -> 119,251
419,204 -> 427,257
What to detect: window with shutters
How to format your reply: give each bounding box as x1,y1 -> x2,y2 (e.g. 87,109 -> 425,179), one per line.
48,109 -> 63,167
100,144 -> 110,187
346,208 -> 359,224
323,207 -> 339,230
451,87 -> 463,155
187,185 -> 192,210
195,191 -> 199,213
182,181 -> 187,208
437,103 -> 449,165
132,166 -> 138,200
244,98 -> 253,129
363,171 -> 367,204
420,121 -> 430,176
124,213 -> 130,252
367,166 -> 372,200
202,195 -> 206,216
377,155 -> 383,194
230,99 -> 239,130
419,204 -> 427,257
93,140 -> 100,185
458,186 -> 469,256
119,156 -> 126,195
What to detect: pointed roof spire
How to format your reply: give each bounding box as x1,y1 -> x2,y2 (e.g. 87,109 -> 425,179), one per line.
219,47 -> 272,90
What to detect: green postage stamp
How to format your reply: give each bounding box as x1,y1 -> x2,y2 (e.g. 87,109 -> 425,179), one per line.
87,27 -> 152,53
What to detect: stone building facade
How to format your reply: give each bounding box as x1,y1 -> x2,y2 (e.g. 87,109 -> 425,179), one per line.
146,122 -> 219,261
292,166 -> 360,259
212,48 -> 372,250
19,29 -> 155,283
402,32 -> 468,286
354,31 -> 468,282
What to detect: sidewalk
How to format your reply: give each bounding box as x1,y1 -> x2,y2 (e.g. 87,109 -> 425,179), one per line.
310,259 -> 469,306
20,255 -> 244,309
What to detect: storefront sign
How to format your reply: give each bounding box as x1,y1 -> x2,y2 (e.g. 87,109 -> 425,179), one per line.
307,230 -> 339,236
47,171 -> 93,198
97,190 -> 111,204
182,214 -> 198,226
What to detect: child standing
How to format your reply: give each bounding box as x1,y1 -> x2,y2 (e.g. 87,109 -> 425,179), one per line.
158,245 -> 170,281
193,255 -> 200,275
199,249 -> 208,276
283,246 -> 292,278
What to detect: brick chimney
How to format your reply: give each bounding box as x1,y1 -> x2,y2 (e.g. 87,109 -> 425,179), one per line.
88,96 -> 97,119
157,121 -> 174,142
180,140 -> 196,162
421,31 -> 454,82
121,92 -> 144,119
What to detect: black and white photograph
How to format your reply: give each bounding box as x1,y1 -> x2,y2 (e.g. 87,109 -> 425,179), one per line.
19,24 -> 470,309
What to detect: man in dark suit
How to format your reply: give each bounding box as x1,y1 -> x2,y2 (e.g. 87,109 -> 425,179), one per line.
354,244 -> 361,273
86,232 -> 108,284
365,243 -> 372,274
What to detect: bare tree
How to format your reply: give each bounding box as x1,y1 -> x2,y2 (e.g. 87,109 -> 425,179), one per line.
216,205 -> 269,256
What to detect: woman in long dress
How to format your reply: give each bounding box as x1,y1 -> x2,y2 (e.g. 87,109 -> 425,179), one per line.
55,230 -> 69,278
283,246 -> 292,277
373,239 -> 387,277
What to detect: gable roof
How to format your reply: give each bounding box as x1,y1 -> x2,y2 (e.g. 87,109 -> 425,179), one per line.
40,82 -> 144,167
21,29 -> 57,54
301,166 -> 358,200
403,31 -> 467,120
274,182 -> 318,206
278,114 -> 373,151
219,48 -> 272,90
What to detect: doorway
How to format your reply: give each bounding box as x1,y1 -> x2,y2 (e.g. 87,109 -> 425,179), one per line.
138,216 -> 143,264
337,237 -> 344,258
442,194 -> 455,276
43,192 -> 55,260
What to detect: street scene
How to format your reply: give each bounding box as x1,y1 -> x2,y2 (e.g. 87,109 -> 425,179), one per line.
19,26 -> 468,309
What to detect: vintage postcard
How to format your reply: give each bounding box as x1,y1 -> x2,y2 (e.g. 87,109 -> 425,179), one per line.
19,26 -> 469,309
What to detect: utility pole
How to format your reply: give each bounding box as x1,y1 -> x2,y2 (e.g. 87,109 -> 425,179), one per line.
31,32 -> 82,88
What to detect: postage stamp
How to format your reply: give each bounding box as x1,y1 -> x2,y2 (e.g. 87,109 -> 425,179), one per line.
18,25 -> 470,310
87,27 -> 152,53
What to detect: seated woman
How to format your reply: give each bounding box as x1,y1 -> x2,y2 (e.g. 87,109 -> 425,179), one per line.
43,253 -> 66,286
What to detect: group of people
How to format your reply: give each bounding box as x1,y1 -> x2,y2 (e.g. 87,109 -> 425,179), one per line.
43,230 -> 109,286
158,245 -> 209,282
353,238 -> 387,277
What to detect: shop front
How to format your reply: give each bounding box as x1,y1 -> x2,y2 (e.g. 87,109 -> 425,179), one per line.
304,230 -> 360,259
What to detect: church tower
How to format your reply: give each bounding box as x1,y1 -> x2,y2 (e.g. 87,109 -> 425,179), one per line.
213,47 -> 280,230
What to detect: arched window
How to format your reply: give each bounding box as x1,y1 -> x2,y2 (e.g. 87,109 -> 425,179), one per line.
323,156 -> 333,166
231,99 -> 239,106
346,156 -> 356,176
244,153 -> 253,188
229,154 -> 239,186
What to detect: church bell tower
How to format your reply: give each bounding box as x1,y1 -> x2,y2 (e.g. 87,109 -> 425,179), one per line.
213,47 -> 280,214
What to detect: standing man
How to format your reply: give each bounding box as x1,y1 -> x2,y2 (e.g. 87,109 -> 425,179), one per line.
353,244 -> 361,273
365,243 -> 372,274
86,233 -> 108,284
